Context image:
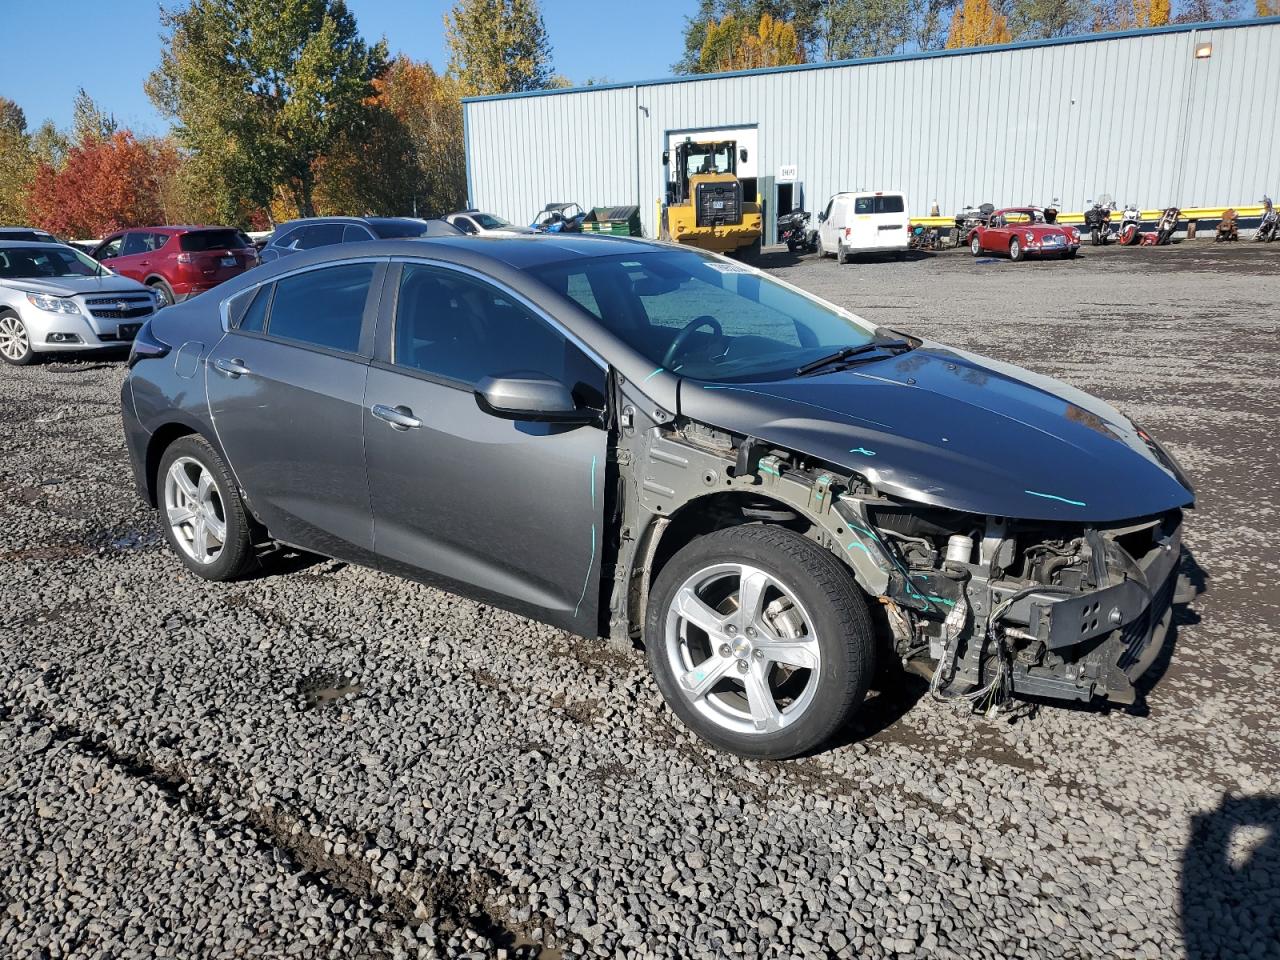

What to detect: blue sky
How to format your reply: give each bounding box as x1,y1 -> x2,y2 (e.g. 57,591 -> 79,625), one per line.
0,0 -> 697,134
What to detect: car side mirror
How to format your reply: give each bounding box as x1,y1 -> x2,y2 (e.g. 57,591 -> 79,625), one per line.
475,374 -> 596,424
662,150 -> 669,166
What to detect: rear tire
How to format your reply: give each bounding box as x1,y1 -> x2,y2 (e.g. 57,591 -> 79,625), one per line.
0,311 -> 34,366
645,525 -> 875,759
837,242 -> 851,265
157,434 -> 255,581
150,279 -> 175,308
970,234 -> 982,256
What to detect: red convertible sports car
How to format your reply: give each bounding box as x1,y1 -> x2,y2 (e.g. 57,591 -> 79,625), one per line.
969,207 -> 1081,261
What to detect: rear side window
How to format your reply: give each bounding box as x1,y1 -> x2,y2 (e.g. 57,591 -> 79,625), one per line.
853,195 -> 905,214
180,230 -> 246,252
267,263 -> 373,353
232,285 -> 272,333
342,225 -> 374,243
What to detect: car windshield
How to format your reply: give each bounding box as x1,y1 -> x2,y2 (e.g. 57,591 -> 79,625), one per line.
180,229 -> 249,251
530,249 -> 882,383
1003,209 -> 1046,224
369,218 -> 459,238
474,213 -> 510,229
0,245 -> 101,279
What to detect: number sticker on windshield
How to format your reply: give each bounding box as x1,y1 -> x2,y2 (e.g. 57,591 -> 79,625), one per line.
704,261 -> 756,274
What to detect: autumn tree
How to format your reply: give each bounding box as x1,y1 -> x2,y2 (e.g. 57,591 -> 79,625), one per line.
946,0 -> 1013,47
0,98 -> 35,225
445,0 -> 554,96
148,0 -> 387,220
71,89 -> 117,145
1260,0 -> 1278,15
26,131 -> 175,238
698,13 -> 806,70
678,1 -> 823,71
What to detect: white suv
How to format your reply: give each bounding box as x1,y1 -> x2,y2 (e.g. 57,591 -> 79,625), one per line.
0,242 -> 156,366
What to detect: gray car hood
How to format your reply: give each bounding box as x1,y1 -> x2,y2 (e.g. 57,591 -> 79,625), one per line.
678,342 -> 1194,524
3,275 -> 150,297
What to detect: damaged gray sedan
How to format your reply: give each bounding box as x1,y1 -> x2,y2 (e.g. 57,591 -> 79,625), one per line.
121,235 -> 1194,759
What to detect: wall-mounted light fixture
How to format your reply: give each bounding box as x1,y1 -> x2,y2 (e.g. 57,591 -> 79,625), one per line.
1195,42 -> 1213,59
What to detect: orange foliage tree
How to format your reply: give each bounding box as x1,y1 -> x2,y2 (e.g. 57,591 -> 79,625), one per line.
1258,0 -> 1277,14
946,0 -> 1012,49
26,131 -> 176,238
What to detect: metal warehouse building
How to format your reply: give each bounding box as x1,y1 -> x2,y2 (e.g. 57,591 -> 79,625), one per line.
463,17 -> 1280,244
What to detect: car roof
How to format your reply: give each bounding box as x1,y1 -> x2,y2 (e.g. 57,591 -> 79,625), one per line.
247,233 -> 655,276
995,207 -> 1040,214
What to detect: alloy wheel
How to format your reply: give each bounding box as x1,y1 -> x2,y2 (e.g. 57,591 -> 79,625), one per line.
164,456 -> 227,564
663,562 -> 822,735
0,315 -> 30,362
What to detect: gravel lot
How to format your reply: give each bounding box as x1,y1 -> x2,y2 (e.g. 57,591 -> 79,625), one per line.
2,241 -> 1278,960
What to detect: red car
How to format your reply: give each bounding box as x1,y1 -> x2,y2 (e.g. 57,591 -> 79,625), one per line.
968,207 -> 1080,261
90,226 -> 258,306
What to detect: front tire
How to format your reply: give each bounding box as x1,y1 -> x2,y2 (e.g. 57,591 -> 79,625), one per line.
1009,237 -> 1024,262
158,434 -> 255,581
0,311 -> 34,366
645,525 -> 875,759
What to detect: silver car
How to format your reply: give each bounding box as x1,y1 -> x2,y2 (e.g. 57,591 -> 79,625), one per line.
0,242 -> 156,365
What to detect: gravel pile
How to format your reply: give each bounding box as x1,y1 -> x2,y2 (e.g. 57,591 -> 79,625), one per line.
2,242 -> 1278,959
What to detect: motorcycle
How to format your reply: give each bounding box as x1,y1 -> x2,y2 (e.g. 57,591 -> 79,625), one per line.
777,209 -> 818,253
1216,208 -> 1239,242
1084,198 -> 1116,245
1118,203 -> 1142,246
1154,206 -> 1180,245
1043,198 -> 1060,224
953,202 -> 993,248
1256,195 -> 1278,242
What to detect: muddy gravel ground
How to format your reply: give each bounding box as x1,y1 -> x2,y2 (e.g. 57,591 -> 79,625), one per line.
1,241 -> 1278,960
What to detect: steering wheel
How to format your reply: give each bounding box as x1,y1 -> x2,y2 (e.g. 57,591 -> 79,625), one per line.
662,315 -> 723,370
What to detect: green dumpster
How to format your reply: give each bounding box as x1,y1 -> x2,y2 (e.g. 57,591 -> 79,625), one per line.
583,205 -> 642,237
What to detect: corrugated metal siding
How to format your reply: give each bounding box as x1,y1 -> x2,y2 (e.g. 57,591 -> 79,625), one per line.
465,21 -> 1280,238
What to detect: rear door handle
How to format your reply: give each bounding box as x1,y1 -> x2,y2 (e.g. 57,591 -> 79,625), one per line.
214,357 -> 251,378
371,403 -> 422,431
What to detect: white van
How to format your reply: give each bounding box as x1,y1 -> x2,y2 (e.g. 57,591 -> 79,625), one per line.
816,191 -> 910,262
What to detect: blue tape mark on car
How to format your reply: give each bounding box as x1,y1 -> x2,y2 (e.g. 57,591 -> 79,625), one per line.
574,523 -> 597,618
1024,489 -> 1087,507
642,367 -> 664,383
849,447 -> 877,457
590,455 -> 597,509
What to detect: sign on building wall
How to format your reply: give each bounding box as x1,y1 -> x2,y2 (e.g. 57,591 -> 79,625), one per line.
778,165 -> 798,183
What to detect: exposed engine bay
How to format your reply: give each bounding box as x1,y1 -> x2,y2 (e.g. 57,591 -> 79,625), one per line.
613,409 -> 1191,713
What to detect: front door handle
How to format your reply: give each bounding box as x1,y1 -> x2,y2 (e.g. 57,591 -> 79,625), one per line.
371,403 -> 422,431
214,357 -> 251,378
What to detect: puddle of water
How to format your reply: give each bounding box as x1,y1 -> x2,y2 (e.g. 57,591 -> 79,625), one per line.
297,670 -> 365,710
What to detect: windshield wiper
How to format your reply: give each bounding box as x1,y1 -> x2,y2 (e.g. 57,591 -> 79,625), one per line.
795,339 -> 910,377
